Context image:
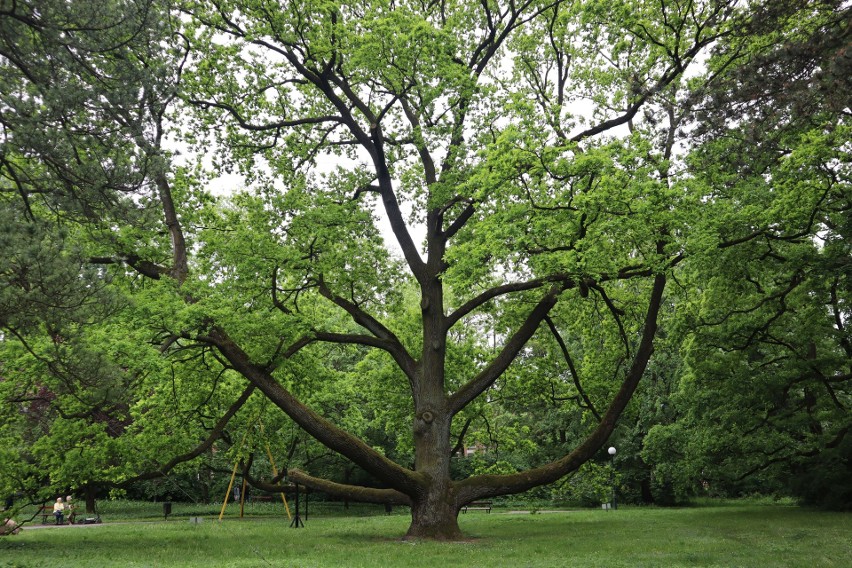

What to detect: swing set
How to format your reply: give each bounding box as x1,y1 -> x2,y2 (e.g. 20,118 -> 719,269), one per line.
218,420 -> 293,523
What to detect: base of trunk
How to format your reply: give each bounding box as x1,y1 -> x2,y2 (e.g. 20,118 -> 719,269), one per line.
404,501 -> 463,540
404,520 -> 464,541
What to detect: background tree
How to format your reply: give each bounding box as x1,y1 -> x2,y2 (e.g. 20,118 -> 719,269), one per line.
0,0 -> 248,514
643,0 -> 851,507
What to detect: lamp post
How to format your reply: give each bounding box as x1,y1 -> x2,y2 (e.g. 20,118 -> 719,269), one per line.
608,446 -> 617,510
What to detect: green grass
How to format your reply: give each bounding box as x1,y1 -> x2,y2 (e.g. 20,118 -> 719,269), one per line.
2,504 -> 849,567
96,498 -> 390,521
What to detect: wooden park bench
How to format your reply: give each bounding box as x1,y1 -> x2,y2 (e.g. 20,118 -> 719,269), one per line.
38,505 -> 75,524
38,505 -> 53,524
461,501 -> 492,513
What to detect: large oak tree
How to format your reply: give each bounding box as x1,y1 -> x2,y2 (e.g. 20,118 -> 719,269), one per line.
173,0 -> 730,538
2,0 -> 847,539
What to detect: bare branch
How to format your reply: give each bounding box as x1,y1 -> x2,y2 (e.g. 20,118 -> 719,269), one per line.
116,384 -> 256,486
450,416 -> 475,457
317,279 -> 418,382
570,19 -> 727,144
543,315 -> 601,421
588,282 -> 630,356
446,276 -> 572,330
186,98 -> 341,131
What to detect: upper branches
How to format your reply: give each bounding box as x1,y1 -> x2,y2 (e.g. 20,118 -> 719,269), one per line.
183,2 -> 430,280
310,282 -> 419,385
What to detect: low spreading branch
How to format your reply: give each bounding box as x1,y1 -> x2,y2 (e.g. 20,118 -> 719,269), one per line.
455,272 -> 666,503
285,469 -> 412,506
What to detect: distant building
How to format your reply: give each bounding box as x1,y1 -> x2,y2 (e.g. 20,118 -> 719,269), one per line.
462,443 -> 488,457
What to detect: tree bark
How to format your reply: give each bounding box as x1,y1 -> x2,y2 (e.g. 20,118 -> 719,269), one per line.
84,485 -> 97,515
406,487 -> 463,540
408,392 -> 459,538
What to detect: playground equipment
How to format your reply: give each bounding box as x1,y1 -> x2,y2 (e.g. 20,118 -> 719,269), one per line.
218,420 -> 292,523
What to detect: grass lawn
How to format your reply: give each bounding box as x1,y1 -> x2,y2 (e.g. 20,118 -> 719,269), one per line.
1,503 -> 849,567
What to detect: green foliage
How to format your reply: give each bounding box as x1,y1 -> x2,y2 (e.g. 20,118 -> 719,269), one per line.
550,460 -> 616,507
636,0 -> 852,509
2,0 -> 850,540
788,434 -> 852,511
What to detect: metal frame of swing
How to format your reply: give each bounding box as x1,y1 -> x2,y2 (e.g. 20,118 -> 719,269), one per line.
218,421 -> 293,523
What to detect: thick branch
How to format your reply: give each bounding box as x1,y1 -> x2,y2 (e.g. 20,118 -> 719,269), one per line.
443,203 -> 476,240
317,280 -> 418,382
153,172 -> 188,284
446,276 -> 568,330
449,285 -> 563,415
373,136 -> 428,283
286,469 -> 412,506
202,327 -> 424,495
89,255 -> 167,280
455,273 -> 666,503
399,97 -> 438,185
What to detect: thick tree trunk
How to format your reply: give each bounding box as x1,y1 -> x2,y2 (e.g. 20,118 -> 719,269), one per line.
405,488 -> 462,540
406,408 -> 461,539
403,262 -> 464,540
407,408 -> 461,538
84,485 -> 97,515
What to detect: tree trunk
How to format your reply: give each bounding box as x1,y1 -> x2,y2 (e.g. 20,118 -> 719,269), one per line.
406,423 -> 462,541
404,406 -> 463,539
405,489 -> 462,540
84,485 -> 97,515
403,265 -> 463,540
406,411 -> 461,542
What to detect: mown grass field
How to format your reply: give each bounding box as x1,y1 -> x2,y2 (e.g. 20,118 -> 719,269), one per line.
2,502 -> 849,567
